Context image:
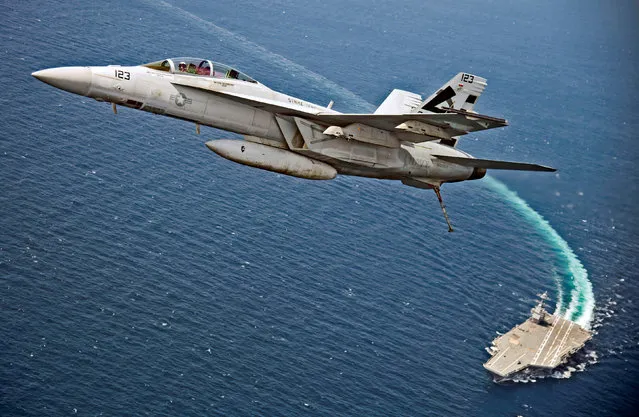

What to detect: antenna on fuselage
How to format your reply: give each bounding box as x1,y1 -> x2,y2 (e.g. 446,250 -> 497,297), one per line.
327,100 -> 334,109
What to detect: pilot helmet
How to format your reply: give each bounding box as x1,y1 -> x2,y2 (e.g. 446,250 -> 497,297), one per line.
178,61 -> 186,70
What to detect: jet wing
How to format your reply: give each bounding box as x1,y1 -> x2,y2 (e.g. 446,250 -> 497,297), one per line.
172,79 -> 507,139
309,110 -> 508,136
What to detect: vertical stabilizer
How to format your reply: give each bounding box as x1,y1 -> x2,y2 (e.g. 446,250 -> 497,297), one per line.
374,89 -> 423,114
419,72 -> 487,113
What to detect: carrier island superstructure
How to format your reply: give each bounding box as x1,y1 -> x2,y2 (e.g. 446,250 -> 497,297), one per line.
484,292 -> 592,379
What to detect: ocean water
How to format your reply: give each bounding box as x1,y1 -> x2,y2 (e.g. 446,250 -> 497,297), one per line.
1,0 -> 637,416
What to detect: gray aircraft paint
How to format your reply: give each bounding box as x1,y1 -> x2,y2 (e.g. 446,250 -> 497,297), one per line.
32,59 -> 555,230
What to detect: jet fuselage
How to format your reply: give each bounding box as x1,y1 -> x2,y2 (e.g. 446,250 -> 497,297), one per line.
32,62 -> 479,183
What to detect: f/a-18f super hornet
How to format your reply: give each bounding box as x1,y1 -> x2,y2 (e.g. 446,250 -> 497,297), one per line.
33,57 -> 555,231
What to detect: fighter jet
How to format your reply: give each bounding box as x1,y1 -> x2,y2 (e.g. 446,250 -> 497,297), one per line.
32,57 -> 555,231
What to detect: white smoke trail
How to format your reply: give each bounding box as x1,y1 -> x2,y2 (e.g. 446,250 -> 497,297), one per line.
149,0 -> 373,113
143,0 -> 595,328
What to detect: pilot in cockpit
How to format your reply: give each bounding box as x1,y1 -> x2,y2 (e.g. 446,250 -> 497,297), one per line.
197,60 -> 211,76
178,61 -> 187,72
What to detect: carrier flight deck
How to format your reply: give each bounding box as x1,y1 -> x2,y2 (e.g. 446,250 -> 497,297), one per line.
484,292 -> 592,379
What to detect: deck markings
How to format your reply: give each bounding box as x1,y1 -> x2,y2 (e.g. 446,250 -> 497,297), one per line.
486,346 -> 510,368
500,352 -> 528,375
549,321 -> 574,366
531,315 -> 559,365
540,318 -> 568,366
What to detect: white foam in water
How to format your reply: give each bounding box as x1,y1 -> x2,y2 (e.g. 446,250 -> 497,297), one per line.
592,296 -> 618,332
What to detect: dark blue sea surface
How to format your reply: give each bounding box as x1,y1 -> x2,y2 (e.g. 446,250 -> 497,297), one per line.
1,0 -> 637,415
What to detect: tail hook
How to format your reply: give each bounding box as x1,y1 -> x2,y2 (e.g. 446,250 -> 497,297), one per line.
433,186 -> 454,232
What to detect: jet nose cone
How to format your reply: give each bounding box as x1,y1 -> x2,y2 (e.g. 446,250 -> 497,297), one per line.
32,67 -> 92,96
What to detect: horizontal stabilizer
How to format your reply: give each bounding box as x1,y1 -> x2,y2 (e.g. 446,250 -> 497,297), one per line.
434,155 -> 556,172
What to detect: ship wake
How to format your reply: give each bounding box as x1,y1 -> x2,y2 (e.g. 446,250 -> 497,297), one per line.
483,177 -> 595,329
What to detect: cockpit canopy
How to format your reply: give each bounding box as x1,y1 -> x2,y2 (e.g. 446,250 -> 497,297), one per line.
143,57 -> 257,83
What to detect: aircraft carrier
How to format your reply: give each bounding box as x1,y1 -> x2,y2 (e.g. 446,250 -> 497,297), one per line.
484,292 -> 592,380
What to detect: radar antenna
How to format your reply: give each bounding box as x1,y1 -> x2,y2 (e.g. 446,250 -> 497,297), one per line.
531,292 -> 551,324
